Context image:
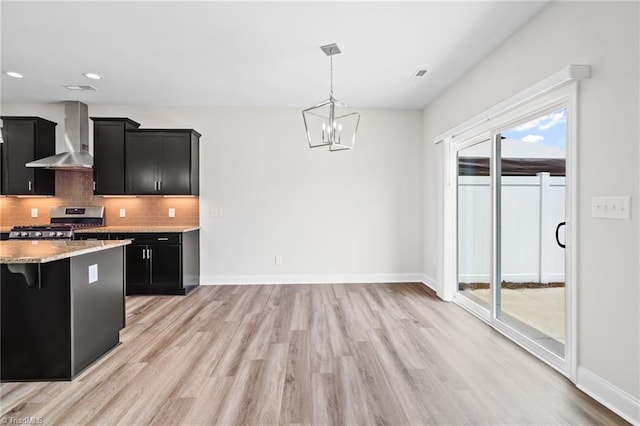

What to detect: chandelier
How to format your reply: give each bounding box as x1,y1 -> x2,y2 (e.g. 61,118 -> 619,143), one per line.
302,43 -> 360,151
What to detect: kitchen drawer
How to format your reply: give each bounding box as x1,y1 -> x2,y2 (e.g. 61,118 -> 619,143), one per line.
74,233 -> 110,241
110,233 -> 181,245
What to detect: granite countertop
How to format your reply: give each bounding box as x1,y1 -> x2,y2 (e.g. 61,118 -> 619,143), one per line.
75,226 -> 200,233
0,240 -> 131,264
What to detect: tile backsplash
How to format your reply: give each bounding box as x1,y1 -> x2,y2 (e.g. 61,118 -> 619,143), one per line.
0,170 -> 199,226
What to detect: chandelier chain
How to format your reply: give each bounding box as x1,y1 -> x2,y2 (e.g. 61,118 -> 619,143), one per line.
330,52 -> 334,97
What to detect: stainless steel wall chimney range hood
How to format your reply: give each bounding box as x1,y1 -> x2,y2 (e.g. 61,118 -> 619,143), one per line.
25,101 -> 92,169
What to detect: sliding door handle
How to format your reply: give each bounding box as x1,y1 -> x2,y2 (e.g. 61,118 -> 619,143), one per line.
555,222 -> 566,249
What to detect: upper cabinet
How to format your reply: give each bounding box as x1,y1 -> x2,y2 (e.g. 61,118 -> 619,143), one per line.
0,117 -> 56,196
91,117 -> 141,195
125,129 -> 200,196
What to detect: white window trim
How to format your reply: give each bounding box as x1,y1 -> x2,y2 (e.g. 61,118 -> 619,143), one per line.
434,65 -> 590,382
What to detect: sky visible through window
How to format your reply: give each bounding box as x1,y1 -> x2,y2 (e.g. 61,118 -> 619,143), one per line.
502,108 -> 567,150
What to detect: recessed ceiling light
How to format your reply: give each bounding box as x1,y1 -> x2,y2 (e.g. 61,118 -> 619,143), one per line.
3,71 -> 25,79
63,84 -> 97,91
83,72 -> 102,80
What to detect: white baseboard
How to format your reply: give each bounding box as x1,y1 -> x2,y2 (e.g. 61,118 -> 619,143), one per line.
201,273 -> 430,286
576,366 -> 640,425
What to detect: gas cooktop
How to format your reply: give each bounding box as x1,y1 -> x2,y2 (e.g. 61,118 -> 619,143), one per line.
9,206 -> 105,240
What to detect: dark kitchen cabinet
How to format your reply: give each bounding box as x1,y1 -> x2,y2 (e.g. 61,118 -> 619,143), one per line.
91,118 -> 140,195
125,129 -> 199,195
107,231 -> 199,295
0,117 -> 56,195
126,243 -> 181,290
74,230 -> 199,295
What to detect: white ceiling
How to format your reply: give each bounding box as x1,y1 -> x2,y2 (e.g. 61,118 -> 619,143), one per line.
1,1 -> 547,109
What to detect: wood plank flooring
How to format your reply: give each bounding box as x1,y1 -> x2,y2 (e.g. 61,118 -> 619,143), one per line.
0,283 -> 627,425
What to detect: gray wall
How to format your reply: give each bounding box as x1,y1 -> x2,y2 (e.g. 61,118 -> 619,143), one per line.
1,103 -> 425,284
421,0 -> 639,411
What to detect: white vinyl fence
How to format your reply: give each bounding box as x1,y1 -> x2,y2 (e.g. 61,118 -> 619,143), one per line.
458,172 -> 565,284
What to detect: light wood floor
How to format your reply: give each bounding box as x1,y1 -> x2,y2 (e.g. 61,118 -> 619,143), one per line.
468,287 -> 566,342
0,283 -> 627,425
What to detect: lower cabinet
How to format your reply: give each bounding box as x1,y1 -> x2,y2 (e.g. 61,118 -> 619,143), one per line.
125,242 -> 181,291
75,230 -> 199,295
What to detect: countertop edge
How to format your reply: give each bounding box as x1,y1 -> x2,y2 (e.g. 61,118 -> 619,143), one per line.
0,240 -> 131,264
74,226 -> 200,233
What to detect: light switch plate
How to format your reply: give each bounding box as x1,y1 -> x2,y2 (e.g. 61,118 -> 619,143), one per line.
89,264 -> 98,284
211,208 -> 223,217
168,208 -> 176,218
31,208 -> 38,218
591,196 -> 631,219
119,208 -> 126,218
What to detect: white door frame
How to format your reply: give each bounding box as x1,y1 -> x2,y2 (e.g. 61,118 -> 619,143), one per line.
435,65 -> 589,382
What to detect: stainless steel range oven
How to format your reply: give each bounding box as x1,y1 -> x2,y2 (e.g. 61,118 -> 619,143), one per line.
9,206 -> 105,240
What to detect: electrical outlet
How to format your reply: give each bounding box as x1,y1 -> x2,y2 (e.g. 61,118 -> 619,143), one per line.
119,208 -> 126,218
31,208 -> 38,218
591,196 -> 631,219
275,255 -> 283,265
168,208 -> 176,218
211,208 -> 223,217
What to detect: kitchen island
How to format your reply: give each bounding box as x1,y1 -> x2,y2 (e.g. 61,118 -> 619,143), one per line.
0,240 -> 130,381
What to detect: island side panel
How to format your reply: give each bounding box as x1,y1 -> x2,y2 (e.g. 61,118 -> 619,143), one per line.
1,260 -> 72,381
70,246 -> 125,377
182,229 -> 200,294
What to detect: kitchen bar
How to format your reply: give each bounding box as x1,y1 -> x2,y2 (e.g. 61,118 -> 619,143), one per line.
0,239 -> 130,381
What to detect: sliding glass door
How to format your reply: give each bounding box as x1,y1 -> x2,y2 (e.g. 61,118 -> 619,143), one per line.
455,107 -> 568,361
456,139 -> 492,311
497,109 -> 567,357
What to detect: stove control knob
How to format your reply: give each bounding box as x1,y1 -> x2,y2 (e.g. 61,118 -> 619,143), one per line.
56,232 -> 64,237
34,231 -> 43,237
20,232 -> 29,237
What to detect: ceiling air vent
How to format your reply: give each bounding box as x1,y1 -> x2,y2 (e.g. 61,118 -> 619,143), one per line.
63,84 -> 96,91
408,68 -> 428,82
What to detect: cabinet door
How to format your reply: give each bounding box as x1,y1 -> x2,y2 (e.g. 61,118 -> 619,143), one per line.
94,121 -> 125,194
2,120 -> 35,195
125,132 -> 159,194
158,133 -> 191,195
126,245 -> 149,286
148,245 -> 181,287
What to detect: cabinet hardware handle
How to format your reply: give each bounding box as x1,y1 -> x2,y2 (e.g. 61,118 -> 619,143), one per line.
157,237 -> 169,241
147,248 -> 152,259
93,181 -> 97,191
28,181 -> 32,191
142,249 -> 146,260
